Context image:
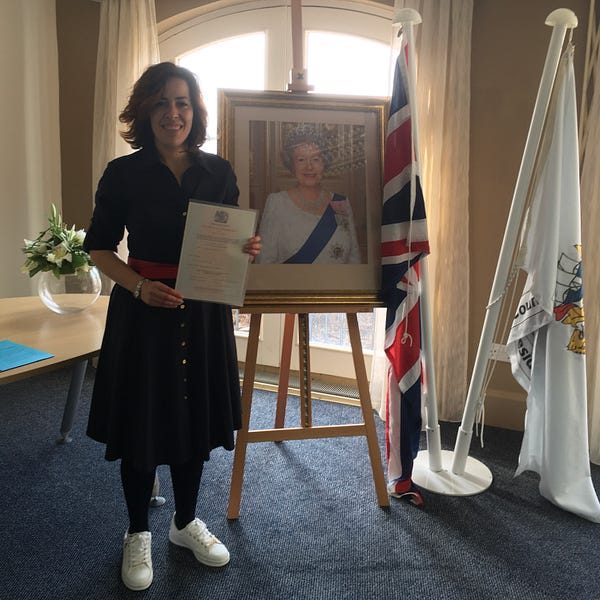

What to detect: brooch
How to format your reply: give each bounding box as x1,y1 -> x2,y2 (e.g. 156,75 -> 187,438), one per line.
330,243 -> 344,260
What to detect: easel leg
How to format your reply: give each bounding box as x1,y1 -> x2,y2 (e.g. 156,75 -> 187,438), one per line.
297,313 -> 312,428
227,313 -> 262,519
275,313 -> 295,428
346,313 -> 390,507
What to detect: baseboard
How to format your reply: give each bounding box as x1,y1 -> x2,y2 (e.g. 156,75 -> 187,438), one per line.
239,363 -> 360,406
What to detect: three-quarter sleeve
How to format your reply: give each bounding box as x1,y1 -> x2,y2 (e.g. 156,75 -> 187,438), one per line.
83,161 -> 127,253
223,162 -> 240,207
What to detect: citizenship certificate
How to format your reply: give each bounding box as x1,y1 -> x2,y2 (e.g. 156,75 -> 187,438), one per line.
176,200 -> 257,306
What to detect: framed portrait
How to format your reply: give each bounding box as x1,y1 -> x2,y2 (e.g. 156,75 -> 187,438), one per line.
218,89 -> 388,308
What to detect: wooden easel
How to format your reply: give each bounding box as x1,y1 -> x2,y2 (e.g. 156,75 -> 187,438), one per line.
226,2 -> 388,518
227,306 -> 389,519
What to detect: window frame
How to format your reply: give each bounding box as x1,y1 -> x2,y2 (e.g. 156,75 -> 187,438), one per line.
158,0 -> 394,373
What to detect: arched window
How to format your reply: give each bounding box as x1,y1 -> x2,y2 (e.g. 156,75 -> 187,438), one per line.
179,33 -> 266,153
159,1 -> 394,379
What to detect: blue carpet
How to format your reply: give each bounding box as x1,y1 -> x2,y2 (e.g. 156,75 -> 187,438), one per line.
0,366 -> 598,599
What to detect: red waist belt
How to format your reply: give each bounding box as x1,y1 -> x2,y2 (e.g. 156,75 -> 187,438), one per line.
128,257 -> 178,279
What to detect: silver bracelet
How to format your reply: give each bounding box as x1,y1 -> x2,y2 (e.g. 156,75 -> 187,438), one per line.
132,278 -> 148,300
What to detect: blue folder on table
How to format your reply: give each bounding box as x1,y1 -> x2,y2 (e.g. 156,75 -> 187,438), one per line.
0,340 -> 53,372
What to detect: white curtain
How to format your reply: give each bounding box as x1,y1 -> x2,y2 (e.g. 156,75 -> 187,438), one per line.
580,3 -> 600,465
92,0 -> 159,286
371,0 -> 473,421
92,0 -> 159,192
0,0 -> 61,299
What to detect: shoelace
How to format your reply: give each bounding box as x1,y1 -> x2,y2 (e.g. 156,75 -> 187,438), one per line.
187,520 -> 220,547
126,535 -> 151,566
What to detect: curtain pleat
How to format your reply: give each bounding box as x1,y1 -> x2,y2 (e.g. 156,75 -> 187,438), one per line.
0,0 -> 61,298
92,0 -> 159,289
370,0 -> 473,422
92,0 -> 159,194
580,3 -> 600,465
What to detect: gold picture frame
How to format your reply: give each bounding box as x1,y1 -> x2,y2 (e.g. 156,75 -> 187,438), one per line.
218,89 -> 388,308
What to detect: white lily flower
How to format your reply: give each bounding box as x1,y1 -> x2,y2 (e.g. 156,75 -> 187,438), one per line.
73,229 -> 86,245
47,243 -> 68,266
21,204 -> 92,278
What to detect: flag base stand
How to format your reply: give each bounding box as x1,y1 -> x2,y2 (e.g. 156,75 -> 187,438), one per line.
412,449 -> 493,496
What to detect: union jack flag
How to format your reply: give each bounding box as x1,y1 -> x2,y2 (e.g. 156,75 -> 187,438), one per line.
381,33 -> 429,506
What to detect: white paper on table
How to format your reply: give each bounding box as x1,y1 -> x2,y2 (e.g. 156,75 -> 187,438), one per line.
176,200 -> 257,306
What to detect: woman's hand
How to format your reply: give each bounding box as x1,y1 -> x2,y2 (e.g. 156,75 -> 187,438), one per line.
243,236 -> 262,262
140,280 -> 184,308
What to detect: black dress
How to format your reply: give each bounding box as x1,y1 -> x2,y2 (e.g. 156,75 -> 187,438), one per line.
84,146 -> 242,471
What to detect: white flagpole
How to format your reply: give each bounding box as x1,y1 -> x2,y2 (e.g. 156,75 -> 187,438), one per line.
450,9 -> 578,480
392,8 -> 443,474
394,8 -> 491,495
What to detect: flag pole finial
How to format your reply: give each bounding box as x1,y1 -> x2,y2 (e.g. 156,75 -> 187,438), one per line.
545,8 -> 578,29
392,8 -> 422,27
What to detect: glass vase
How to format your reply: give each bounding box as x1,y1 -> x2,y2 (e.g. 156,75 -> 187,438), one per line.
37,267 -> 102,314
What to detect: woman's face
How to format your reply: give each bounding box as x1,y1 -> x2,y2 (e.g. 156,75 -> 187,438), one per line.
150,77 -> 193,152
292,143 -> 324,187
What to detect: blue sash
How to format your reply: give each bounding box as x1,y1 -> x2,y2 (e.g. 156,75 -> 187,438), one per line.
285,196 -> 344,264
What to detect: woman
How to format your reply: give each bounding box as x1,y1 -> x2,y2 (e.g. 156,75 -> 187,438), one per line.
255,125 -> 361,264
83,62 -> 260,591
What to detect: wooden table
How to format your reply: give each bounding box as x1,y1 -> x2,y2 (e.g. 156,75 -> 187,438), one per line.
0,295 -> 109,441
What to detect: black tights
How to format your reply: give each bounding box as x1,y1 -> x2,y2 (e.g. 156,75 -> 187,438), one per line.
120,459 -> 204,534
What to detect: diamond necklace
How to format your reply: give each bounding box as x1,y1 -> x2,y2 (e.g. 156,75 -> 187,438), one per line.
294,188 -> 329,213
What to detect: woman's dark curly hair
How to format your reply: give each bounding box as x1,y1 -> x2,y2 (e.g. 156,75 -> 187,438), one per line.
119,62 -> 208,151
280,124 -> 332,172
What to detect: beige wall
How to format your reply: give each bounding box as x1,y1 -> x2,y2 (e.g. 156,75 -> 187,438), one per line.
155,0 -> 217,22
56,0 -> 99,231
469,0 -> 589,428
55,0 -> 590,429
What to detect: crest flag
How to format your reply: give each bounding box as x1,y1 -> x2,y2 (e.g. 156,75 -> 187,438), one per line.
507,47 -> 600,522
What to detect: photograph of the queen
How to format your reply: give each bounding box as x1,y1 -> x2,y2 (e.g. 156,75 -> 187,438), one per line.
253,123 -> 365,264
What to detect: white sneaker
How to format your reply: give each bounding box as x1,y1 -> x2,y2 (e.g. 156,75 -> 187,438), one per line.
168,515 -> 230,567
121,531 -> 153,591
